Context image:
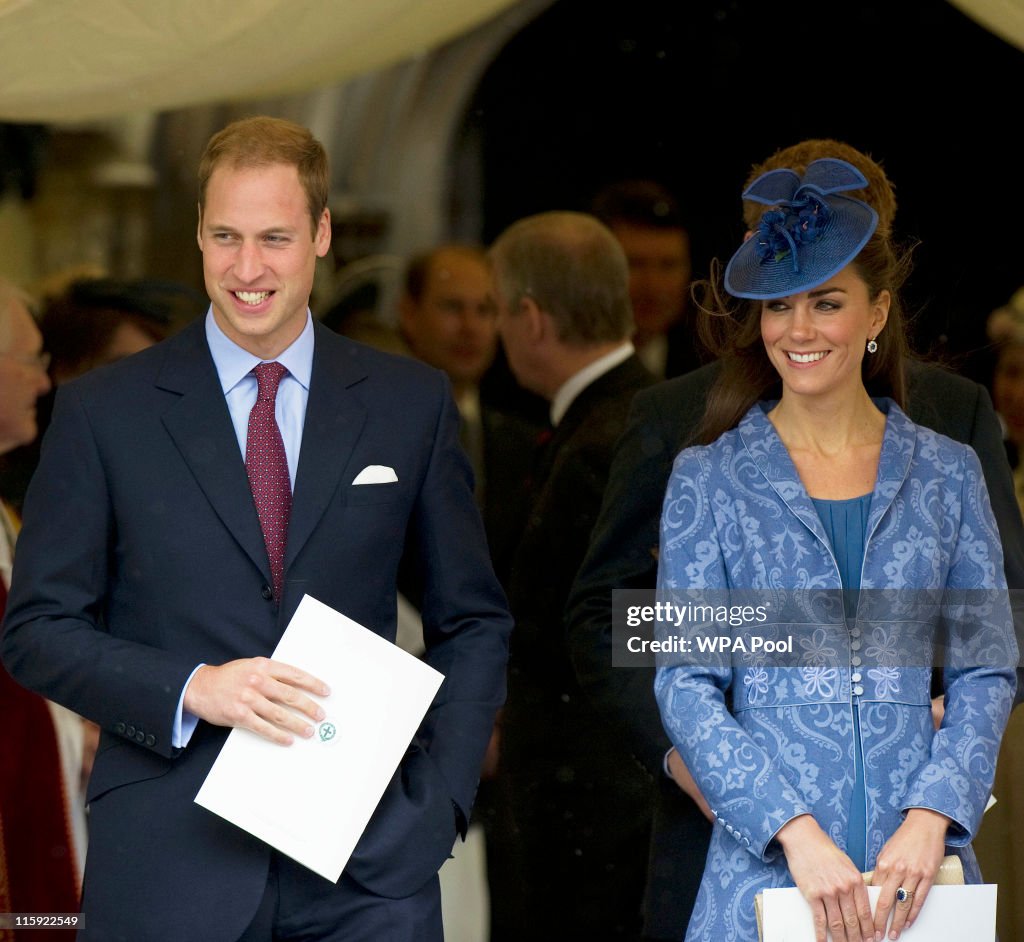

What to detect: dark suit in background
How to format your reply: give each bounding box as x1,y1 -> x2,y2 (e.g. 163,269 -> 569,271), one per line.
566,359 -> 1024,941
502,353 -> 655,939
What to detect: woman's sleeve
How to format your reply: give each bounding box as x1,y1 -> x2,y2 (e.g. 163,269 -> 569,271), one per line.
902,445 -> 1018,843
653,447 -> 810,862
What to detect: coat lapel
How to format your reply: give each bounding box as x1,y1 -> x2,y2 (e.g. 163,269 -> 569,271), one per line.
738,403 -> 829,546
865,400 -> 915,538
738,398 -> 916,547
285,324 -> 368,569
156,319 -> 270,582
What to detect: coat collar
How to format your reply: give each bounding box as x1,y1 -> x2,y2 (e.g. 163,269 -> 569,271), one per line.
535,354 -> 652,487
154,319 -> 369,588
737,397 -> 916,547
551,354 -> 652,447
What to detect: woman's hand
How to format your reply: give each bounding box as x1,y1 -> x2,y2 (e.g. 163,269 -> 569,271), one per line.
776,814 -> 874,942
870,808 -> 949,939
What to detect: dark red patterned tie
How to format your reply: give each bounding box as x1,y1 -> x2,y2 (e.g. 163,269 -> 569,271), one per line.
245,362 -> 291,601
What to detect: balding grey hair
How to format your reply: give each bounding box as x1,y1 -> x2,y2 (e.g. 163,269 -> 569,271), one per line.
490,211 -> 633,346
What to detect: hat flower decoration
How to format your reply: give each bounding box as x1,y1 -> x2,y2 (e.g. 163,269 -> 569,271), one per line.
724,158 -> 879,300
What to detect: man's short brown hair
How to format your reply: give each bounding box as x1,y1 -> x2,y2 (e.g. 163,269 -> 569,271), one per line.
198,116 -> 329,236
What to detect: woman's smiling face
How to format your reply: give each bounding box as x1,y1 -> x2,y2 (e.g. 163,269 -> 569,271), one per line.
760,264 -> 890,404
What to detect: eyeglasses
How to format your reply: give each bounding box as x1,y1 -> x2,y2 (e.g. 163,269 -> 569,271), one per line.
1,350 -> 51,373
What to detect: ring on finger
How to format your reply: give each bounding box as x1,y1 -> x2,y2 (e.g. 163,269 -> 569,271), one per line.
895,886 -> 914,906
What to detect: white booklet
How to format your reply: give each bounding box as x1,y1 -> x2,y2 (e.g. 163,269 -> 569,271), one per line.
761,884 -> 997,941
194,594 -> 445,881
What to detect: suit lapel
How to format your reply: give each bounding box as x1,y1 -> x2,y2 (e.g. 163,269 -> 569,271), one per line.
285,324 -> 368,569
156,319 -> 271,582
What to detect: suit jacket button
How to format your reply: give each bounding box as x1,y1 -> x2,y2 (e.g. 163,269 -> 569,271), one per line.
261,584 -> 273,600
145,734 -> 156,747
126,725 -> 136,737
135,730 -> 146,743
115,721 -> 126,735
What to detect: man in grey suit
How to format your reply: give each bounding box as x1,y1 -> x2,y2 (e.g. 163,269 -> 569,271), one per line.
492,211 -> 655,939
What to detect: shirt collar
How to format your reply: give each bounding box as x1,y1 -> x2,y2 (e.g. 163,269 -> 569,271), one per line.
204,308 -> 315,394
550,342 -> 634,426
455,386 -> 481,423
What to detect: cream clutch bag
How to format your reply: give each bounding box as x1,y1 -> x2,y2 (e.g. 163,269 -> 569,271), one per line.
754,855 -> 964,941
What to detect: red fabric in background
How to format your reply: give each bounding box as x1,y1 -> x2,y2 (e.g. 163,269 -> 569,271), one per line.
0,579 -> 80,940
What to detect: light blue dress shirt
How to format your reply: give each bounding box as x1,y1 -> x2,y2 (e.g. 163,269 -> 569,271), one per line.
172,309 -> 316,748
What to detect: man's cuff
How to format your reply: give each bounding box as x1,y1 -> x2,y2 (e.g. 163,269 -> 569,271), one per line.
663,746 -> 674,778
172,664 -> 205,749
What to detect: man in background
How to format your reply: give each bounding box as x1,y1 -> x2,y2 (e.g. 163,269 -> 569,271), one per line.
491,211 -> 655,939
399,244 -> 536,584
0,281 -> 85,935
398,243 -> 537,940
592,179 -> 702,379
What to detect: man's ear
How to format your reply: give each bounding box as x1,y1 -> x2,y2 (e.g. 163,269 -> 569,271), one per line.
314,208 -> 331,258
520,296 -> 546,343
196,204 -> 203,250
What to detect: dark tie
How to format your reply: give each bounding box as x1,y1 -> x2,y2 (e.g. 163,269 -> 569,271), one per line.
246,362 -> 291,601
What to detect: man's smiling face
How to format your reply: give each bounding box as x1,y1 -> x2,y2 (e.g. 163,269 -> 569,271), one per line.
198,162 -> 330,359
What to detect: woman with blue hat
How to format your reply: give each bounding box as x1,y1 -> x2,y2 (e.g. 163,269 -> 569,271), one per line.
653,145 -> 1017,942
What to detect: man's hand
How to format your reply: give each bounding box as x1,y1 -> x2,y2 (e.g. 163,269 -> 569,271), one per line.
183,657 -> 330,745
666,747 -> 714,823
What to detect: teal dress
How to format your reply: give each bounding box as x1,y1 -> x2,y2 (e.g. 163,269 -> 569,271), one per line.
811,493 -> 871,872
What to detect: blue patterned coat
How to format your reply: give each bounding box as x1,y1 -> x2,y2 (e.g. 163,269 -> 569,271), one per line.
654,400 -> 1017,942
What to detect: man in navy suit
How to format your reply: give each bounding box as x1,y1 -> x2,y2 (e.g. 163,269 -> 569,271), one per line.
1,116 -> 511,942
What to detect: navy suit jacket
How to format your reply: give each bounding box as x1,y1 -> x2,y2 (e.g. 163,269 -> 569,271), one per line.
2,318 -> 512,941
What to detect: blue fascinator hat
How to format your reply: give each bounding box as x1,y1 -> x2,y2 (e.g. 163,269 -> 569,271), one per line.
723,158 -> 879,300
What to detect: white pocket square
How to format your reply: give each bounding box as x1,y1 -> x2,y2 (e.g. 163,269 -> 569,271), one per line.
352,465 -> 398,485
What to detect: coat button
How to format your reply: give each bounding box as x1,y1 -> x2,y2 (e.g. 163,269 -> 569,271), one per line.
851,672 -> 862,683
853,684 -> 864,696
145,734 -> 156,747
126,725 -> 136,737
135,730 -> 145,743
850,640 -> 861,651
261,584 -> 273,600
851,655 -> 862,666
115,721 -> 126,734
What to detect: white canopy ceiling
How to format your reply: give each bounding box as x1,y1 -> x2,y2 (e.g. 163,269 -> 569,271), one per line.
0,0 -> 522,123
948,0 -> 1024,50
0,0 -> 1019,124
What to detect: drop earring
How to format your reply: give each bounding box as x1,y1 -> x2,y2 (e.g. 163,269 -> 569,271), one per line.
866,338 -> 878,354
